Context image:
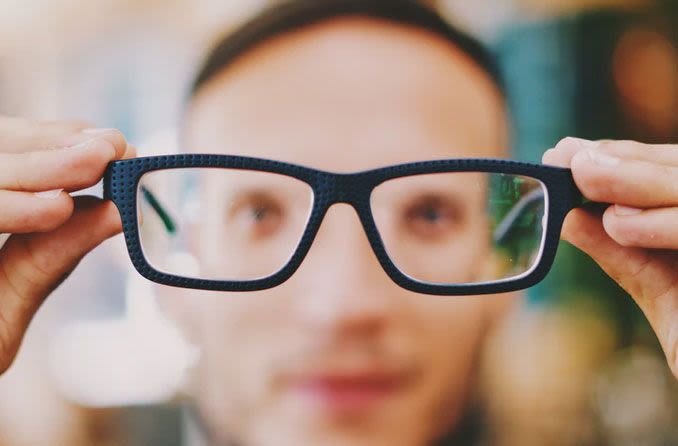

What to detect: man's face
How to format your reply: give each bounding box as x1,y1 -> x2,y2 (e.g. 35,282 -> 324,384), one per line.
168,18 -> 510,446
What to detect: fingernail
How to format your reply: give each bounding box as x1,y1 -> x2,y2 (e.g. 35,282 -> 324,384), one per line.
35,189 -> 63,199
588,149 -> 620,167
542,148 -> 567,167
615,205 -> 642,216
558,137 -> 599,150
82,127 -> 116,135
0,233 -> 10,250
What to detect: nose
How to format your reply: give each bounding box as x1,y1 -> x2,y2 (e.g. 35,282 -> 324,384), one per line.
288,203 -> 399,337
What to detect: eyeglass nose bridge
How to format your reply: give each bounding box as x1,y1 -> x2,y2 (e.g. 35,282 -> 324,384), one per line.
307,172 -> 379,261
319,171 -> 374,207
310,171 -> 383,258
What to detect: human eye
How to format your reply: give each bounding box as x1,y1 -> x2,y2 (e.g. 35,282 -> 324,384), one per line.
228,191 -> 285,240
400,194 -> 465,241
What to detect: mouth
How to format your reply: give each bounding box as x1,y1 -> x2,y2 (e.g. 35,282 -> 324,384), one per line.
285,367 -> 413,414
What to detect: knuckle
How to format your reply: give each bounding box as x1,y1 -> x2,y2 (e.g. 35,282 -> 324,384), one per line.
614,139 -> 637,150
618,139 -> 641,150
599,139 -> 638,155
596,140 -> 614,150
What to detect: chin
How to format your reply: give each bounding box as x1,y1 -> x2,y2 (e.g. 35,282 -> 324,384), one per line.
250,420 -> 425,446
248,399 -> 433,446
204,396 -> 439,446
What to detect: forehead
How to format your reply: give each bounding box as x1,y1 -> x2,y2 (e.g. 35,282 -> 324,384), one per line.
185,17 -> 507,172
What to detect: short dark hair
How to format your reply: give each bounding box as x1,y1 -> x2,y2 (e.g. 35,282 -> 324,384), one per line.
190,0 -> 503,96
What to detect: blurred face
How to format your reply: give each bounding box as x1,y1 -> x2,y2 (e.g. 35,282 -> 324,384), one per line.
166,18 -> 510,446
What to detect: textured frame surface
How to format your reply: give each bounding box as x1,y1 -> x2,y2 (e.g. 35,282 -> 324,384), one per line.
104,155 -> 582,295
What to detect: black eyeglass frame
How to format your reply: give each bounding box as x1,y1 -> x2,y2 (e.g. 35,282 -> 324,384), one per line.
104,155 -> 583,296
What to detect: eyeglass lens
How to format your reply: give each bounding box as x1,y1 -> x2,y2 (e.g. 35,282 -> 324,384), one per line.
137,168 -> 547,285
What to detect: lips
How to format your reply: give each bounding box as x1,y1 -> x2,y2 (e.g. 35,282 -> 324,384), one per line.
286,368 -> 412,413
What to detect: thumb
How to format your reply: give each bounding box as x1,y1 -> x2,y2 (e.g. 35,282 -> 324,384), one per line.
562,208 -> 678,376
0,196 -> 122,370
562,208 -> 667,301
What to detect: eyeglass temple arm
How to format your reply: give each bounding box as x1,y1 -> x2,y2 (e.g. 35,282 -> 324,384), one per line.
568,172 -> 608,212
139,185 -> 177,234
493,188 -> 545,243
493,171 -> 605,243
103,167 -> 177,234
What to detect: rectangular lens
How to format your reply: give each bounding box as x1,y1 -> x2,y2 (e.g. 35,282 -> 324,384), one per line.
137,168 -> 313,281
370,172 -> 547,285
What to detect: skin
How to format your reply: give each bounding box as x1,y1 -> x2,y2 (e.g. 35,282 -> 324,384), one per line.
170,18 -> 513,446
0,116 -> 134,373
0,13 -> 675,446
543,138 -> 678,379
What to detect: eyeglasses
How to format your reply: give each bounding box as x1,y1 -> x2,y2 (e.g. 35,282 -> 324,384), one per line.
104,155 -> 584,296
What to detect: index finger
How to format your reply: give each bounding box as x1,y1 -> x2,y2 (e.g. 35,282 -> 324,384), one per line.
0,130 -> 129,192
568,144 -> 678,208
543,138 -> 678,168
0,116 -> 92,153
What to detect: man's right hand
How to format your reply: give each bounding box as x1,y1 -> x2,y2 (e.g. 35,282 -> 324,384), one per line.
0,116 -> 134,373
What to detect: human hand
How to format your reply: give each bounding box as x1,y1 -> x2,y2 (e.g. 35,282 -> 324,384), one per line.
0,116 -> 134,373
543,137 -> 678,379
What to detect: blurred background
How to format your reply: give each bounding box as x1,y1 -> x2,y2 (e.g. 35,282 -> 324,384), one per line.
1,0 -> 677,445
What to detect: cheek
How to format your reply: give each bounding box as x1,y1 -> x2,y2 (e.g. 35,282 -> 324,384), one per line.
159,287 -> 295,392
182,289 -> 299,439
413,299 -> 488,397
380,299 -> 488,440
422,298 -> 485,358
196,289 -> 294,376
